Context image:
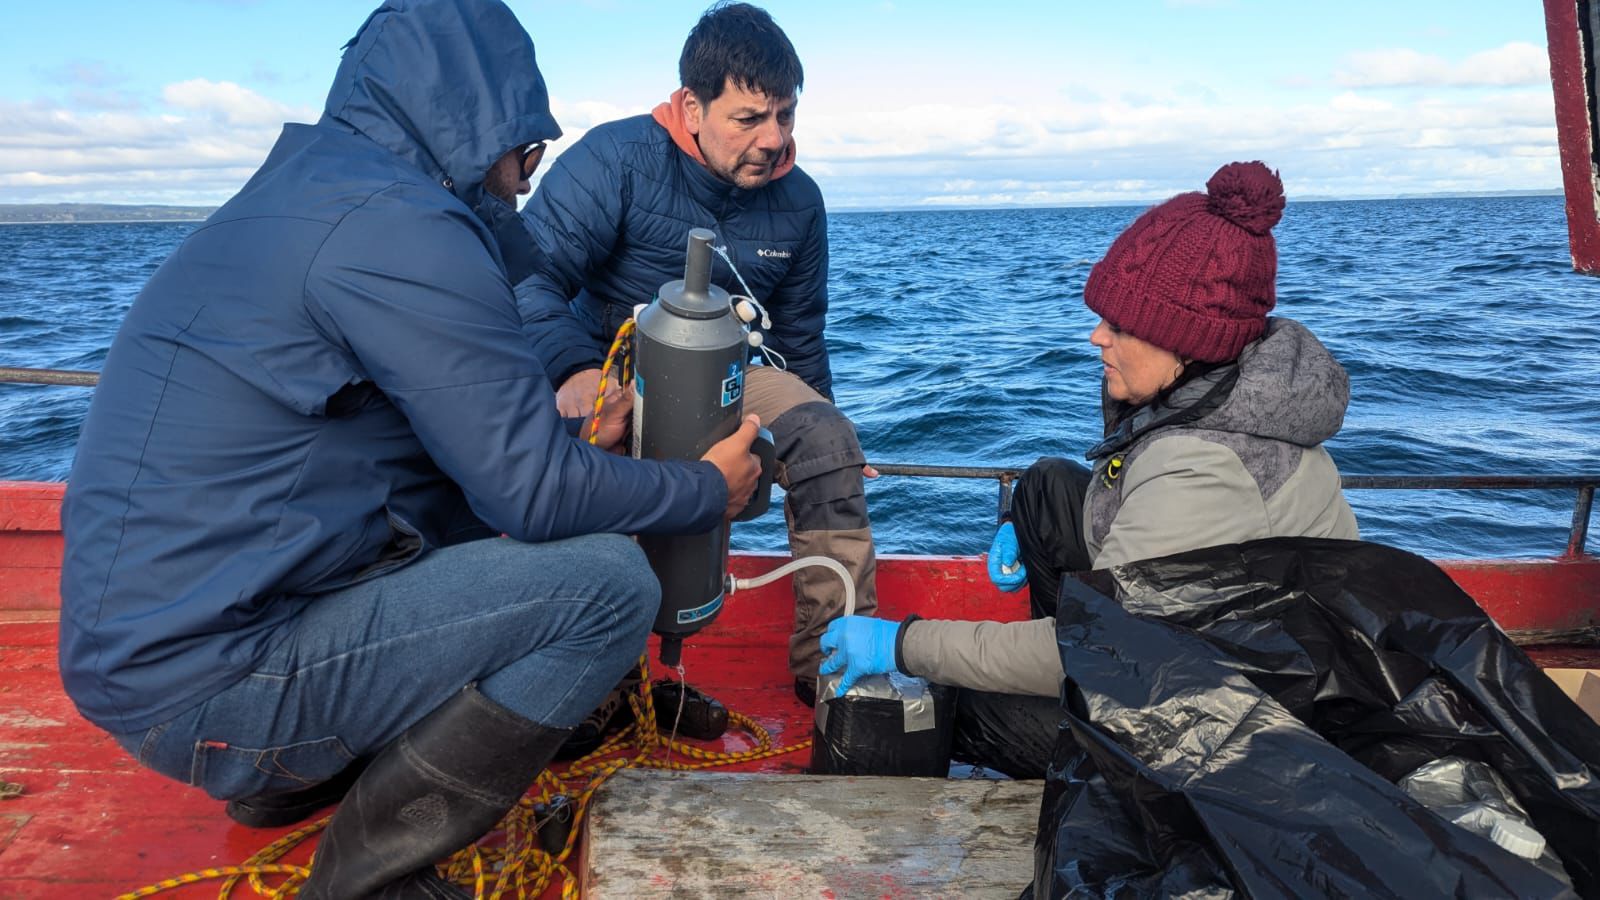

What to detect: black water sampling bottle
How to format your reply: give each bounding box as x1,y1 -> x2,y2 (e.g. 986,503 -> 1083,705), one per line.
632,228 -> 774,667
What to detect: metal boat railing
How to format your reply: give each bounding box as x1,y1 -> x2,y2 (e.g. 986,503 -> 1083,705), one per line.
0,366 -> 102,387
4,366 -> 1594,557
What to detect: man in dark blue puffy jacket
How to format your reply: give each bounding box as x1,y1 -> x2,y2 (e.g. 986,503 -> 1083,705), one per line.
518,2 -> 877,704
59,1 -> 759,896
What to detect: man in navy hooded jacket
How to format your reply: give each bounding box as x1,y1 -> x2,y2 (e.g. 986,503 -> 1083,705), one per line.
517,2 -> 877,703
59,1 -> 759,896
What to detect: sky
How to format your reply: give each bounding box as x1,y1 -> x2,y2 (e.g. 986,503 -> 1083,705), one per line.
0,0 -> 1561,210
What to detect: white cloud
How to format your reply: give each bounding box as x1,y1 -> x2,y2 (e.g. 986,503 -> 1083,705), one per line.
0,81 -> 313,204
161,79 -> 303,127
795,80 -> 1558,207
1335,42 -> 1548,88
547,98 -> 649,135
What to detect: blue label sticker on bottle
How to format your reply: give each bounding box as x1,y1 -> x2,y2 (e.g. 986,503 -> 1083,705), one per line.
676,592 -> 724,624
720,361 -> 743,407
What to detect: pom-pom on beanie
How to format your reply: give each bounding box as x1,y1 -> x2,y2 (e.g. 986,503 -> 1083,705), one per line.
1084,161 -> 1285,363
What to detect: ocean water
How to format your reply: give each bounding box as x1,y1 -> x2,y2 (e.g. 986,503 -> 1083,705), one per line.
2,195 -> 1598,560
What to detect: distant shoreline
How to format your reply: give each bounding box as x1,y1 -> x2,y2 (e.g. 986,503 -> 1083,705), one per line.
0,218 -> 209,226
0,204 -> 215,225
832,189 -> 1563,215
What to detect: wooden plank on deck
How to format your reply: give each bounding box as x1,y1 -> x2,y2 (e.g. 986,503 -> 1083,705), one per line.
583,769 -> 1040,898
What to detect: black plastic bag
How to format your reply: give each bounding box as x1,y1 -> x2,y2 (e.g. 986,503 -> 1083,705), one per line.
1035,538 -> 1600,899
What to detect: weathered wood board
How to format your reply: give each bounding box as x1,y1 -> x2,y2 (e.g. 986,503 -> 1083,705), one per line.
582,769 -> 1042,898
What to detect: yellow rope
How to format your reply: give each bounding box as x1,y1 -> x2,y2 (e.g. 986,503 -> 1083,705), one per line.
118,319 -> 810,899
113,865 -> 308,899
586,319 -> 634,446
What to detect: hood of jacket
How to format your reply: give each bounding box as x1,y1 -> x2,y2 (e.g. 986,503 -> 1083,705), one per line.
322,0 -> 560,222
1206,317 -> 1349,446
1089,318 -> 1348,459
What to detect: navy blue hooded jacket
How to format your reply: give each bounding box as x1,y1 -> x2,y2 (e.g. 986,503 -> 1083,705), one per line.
59,0 -> 725,734
516,114 -> 833,399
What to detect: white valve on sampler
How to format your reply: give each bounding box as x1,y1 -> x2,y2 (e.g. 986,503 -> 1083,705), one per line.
733,298 -> 769,348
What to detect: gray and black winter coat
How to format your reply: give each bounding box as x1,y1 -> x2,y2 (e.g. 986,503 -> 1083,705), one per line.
901,317 -> 1359,696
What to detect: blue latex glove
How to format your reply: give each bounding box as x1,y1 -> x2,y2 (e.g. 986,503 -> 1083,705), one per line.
987,521 -> 1028,592
819,615 -> 900,695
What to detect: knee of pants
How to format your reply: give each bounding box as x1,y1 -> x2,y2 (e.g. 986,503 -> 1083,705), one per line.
567,533 -> 659,647
1020,457 -> 1086,499
769,401 -> 866,487
784,472 -> 869,533
1014,457 -> 1086,513
769,402 -> 871,531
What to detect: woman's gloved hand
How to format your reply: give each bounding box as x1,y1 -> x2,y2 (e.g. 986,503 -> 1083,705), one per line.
820,616 -> 900,694
987,521 -> 1028,592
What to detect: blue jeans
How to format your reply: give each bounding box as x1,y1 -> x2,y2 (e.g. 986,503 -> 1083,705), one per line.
113,534 -> 658,800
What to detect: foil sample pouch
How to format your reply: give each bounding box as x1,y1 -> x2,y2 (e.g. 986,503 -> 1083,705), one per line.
810,672 -> 955,777
1033,538 -> 1600,900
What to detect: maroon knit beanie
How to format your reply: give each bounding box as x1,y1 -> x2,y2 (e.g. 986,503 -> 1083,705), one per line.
1083,161 -> 1285,363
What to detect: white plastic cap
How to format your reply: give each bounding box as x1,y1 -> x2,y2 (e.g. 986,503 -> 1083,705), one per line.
747,331 -> 765,348
1489,817 -> 1546,859
734,299 -> 758,323
633,303 -> 648,318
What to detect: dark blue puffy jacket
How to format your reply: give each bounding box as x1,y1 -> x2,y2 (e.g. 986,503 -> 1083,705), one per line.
517,115 -> 833,399
59,0 -> 725,734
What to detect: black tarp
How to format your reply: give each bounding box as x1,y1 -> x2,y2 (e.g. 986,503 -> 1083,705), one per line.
1033,538 -> 1600,899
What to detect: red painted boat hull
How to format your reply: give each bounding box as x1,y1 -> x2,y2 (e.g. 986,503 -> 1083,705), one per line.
2,480 -> 1596,897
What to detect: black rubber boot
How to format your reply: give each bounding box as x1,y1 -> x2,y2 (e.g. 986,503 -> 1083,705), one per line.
226,755 -> 372,829
299,685 -> 572,900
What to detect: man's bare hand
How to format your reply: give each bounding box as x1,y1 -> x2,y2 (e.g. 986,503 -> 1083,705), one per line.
582,378 -> 632,453
556,368 -> 605,418
702,415 -> 762,519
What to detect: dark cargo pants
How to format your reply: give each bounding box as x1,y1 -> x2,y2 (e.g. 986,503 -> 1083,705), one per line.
743,366 -> 879,679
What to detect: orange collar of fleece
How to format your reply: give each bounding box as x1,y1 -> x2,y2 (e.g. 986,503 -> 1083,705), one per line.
651,87 -> 796,182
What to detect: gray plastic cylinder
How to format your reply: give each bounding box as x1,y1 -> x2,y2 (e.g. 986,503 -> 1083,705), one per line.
633,229 -> 747,664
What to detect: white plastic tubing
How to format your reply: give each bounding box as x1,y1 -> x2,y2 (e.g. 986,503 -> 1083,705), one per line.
730,555 -> 855,618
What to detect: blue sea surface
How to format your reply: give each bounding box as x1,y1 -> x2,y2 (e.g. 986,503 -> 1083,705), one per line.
3,196 -> 1598,560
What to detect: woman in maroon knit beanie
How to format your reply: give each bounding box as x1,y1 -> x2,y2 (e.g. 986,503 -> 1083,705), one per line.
976,159 -> 1358,609
820,161 -> 1360,779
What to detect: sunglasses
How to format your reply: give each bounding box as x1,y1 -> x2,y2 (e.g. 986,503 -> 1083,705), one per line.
519,142 -> 547,180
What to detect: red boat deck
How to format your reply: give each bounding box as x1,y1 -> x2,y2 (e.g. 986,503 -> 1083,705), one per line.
2,480 -> 1598,898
